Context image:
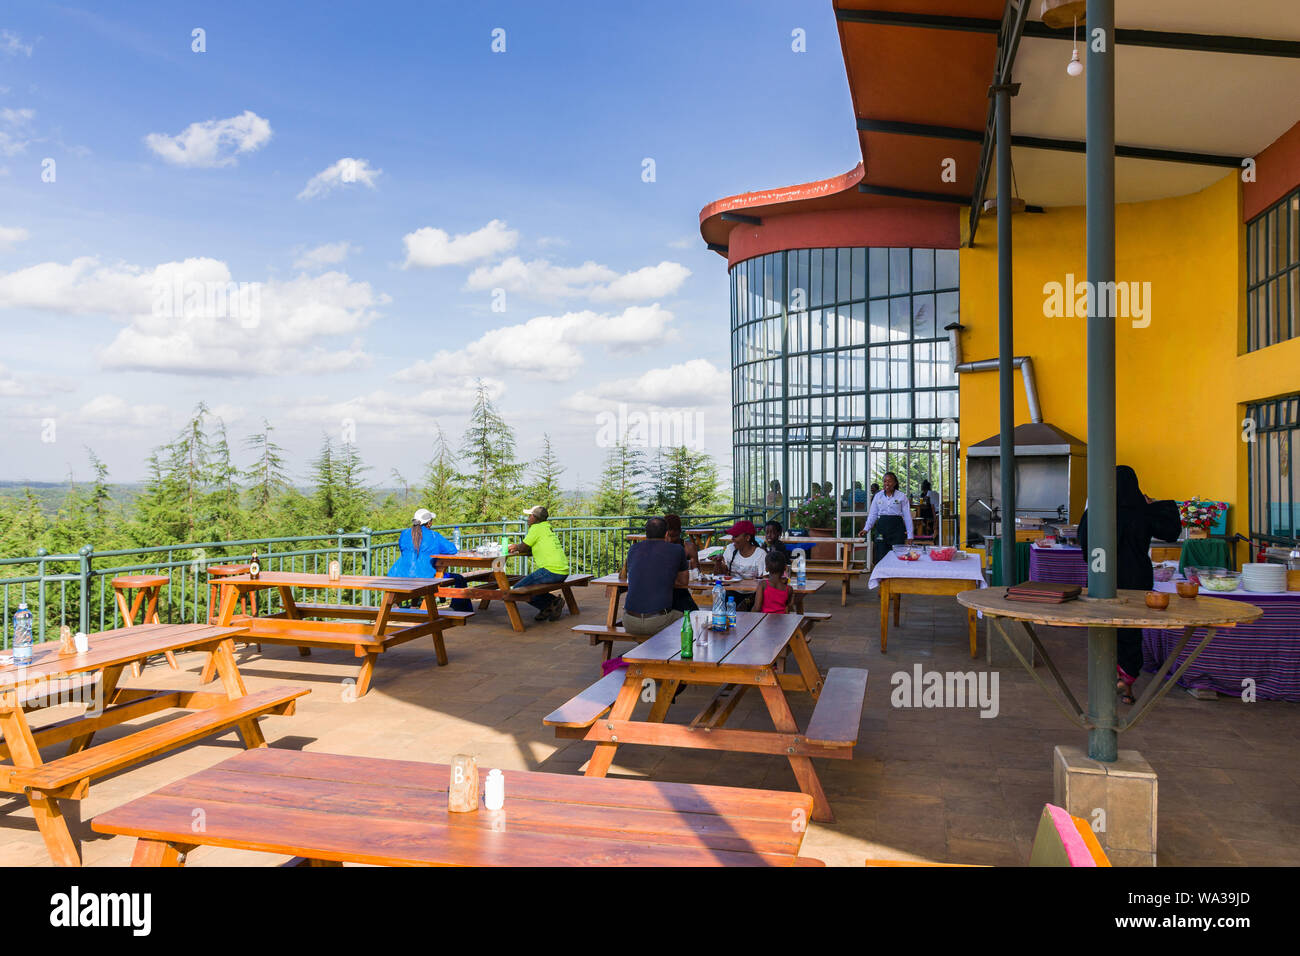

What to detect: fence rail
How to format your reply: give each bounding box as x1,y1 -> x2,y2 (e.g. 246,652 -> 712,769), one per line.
0,513 -> 752,648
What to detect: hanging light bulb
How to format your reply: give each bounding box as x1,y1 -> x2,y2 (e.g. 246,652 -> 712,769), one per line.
1066,15 -> 1083,76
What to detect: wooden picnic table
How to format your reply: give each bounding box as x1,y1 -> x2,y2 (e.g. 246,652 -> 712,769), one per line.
0,622 -> 306,866
208,572 -> 461,697
545,611 -> 867,823
432,552 -> 592,632
593,572 -> 825,629
91,748 -> 822,866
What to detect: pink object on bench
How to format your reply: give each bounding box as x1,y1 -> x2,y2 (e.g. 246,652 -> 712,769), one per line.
601,657 -> 628,676
1033,804 -> 1109,867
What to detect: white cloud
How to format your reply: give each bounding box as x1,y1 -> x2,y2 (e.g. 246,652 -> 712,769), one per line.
297,157 -> 381,200
396,303 -> 676,384
0,362 -> 71,398
73,394 -> 170,429
668,236 -> 694,249
281,378 -> 503,434
293,241 -> 354,271
0,225 -> 28,246
0,31 -> 33,57
402,219 -> 518,269
0,107 -> 34,157
0,256 -> 385,376
144,110 -> 272,168
563,359 -> 729,412
465,257 -> 689,302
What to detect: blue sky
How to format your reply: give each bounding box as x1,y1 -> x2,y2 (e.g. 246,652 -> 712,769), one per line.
0,0 -> 858,493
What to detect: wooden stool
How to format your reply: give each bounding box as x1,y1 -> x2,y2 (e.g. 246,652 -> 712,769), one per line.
206,564 -> 257,624
111,575 -> 179,675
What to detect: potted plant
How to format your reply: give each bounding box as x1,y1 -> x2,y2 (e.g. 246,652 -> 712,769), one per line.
793,494 -> 838,560
1177,497 -> 1225,539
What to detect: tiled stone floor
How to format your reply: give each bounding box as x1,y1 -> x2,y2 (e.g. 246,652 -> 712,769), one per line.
3,583 -> 1297,867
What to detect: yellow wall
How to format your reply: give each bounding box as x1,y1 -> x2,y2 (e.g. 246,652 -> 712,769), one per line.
957,173 -> 1299,550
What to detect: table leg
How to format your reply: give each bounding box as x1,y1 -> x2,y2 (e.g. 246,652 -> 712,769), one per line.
757,683 -> 833,823
787,627 -> 824,700
0,700 -> 82,866
132,839 -> 195,867
584,674 -> 643,778
114,589 -> 132,626
646,680 -> 680,723
893,594 -> 901,626
422,593 -> 449,666
66,664 -> 126,755
202,583 -> 244,684
968,608 -> 978,659
879,580 -> 890,653
562,586 -> 580,615
503,599 -> 526,633
142,587 -> 179,670
355,652 -> 380,697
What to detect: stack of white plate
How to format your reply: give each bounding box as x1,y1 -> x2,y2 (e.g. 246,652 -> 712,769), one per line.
1241,562 -> 1287,593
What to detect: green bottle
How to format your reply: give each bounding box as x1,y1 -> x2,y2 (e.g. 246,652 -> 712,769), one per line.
680,613 -> 693,659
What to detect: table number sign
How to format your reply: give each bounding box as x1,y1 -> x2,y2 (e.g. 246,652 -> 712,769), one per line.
448,754 -> 478,812
328,560 -> 341,582
58,624 -> 77,657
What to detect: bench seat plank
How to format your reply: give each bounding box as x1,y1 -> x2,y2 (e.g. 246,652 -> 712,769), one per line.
9,686 -> 308,792
803,667 -> 868,747
543,670 -> 627,728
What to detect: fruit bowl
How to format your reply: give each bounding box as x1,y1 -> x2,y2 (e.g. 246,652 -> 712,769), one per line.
891,545 -> 921,562
928,547 -> 957,561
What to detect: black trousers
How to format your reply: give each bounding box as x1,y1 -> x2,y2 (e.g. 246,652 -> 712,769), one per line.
871,515 -> 907,567
1117,627 -> 1143,682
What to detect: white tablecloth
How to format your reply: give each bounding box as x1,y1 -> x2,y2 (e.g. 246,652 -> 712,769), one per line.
868,552 -> 989,590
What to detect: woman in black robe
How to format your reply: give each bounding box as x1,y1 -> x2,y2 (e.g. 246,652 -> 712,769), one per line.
1078,465 -> 1182,704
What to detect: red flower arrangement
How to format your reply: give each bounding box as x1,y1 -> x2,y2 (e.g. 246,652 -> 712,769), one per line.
1177,497 -> 1225,531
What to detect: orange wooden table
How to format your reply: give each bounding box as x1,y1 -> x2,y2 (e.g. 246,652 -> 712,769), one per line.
92,748 -> 821,866
111,574 -> 178,673
0,623 -> 306,866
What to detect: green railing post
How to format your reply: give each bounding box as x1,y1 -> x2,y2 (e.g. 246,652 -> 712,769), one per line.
35,548 -> 48,643
78,545 -> 93,635
360,528 -> 372,575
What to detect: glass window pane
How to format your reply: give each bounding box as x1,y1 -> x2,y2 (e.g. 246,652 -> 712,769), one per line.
869,248 -> 889,296
851,301 -> 867,346
870,299 -> 889,343
913,294 -> 936,339
889,344 -> 911,388
809,249 -> 823,306
851,248 -> 866,301
890,297 -> 910,341
889,248 -> 910,294
824,248 -> 838,304
936,249 -> 959,290
912,249 -> 934,292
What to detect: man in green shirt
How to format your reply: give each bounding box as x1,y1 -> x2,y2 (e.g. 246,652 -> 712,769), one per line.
507,505 -> 571,621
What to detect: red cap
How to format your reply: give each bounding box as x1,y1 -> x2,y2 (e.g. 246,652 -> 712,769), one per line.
726,520 -> 757,537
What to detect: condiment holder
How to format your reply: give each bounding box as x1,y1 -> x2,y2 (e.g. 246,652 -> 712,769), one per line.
1144,591 -> 1170,610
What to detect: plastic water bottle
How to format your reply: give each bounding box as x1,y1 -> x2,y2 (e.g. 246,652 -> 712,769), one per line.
453,526 -> 462,551
13,603 -> 33,664
726,595 -> 737,628
711,580 -> 727,631
794,549 -> 807,588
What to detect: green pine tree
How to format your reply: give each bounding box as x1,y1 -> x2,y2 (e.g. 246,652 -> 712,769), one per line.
526,434 -> 565,515
243,420 -> 290,522
592,439 -> 646,516
422,424 -> 462,523
458,383 -> 525,522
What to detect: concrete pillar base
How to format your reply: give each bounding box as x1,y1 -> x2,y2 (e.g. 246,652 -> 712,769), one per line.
1053,744 -> 1157,866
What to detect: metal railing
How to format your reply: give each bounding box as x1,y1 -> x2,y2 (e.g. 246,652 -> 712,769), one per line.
0,512 -> 752,647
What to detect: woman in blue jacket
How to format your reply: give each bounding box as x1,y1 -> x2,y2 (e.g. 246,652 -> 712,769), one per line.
388,509 -> 473,612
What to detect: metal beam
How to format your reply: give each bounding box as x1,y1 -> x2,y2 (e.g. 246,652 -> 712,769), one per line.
1012,134 -> 1242,168
995,81 -> 1019,597
836,8 -> 1300,58
859,118 -> 1243,168
969,0 -> 1032,246
857,183 -> 971,205
1085,0 -> 1119,764
719,212 -> 762,226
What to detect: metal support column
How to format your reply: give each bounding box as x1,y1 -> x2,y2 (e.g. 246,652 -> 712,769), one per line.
994,82 -> 1020,591
1086,0 -> 1119,762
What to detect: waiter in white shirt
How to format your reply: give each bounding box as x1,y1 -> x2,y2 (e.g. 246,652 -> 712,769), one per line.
860,471 -> 913,566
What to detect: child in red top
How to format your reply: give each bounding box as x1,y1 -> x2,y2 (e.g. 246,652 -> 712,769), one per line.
753,550 -> 791,614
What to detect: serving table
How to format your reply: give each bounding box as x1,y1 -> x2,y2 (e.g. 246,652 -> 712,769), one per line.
868,552 -> 986,657
1142,582 -> 1300,701
957,589 -> 1262,732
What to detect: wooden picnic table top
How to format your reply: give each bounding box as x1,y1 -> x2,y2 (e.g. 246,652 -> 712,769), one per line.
91,748 -> 816,866
432,552 -> 505,566
0,623 -> 248,691
216,571 -> 446,594
592,572 -> 825,595
957,587 -> 1263,629
622,611 -> 807,670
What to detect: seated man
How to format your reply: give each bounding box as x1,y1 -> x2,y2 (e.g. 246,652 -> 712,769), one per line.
623,516 -> 689,636
507,505 -> 571,622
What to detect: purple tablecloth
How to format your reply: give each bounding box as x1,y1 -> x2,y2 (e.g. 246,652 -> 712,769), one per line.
1141,590 -> 1300,701
1028,545 -> 1088,587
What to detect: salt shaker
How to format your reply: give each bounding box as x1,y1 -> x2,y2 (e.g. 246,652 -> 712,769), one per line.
484,768 -> 505,810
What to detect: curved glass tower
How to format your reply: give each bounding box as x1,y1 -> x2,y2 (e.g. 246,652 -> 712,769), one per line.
731,246 -> 960,521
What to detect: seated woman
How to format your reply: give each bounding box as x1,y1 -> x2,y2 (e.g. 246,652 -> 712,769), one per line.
387,509 -> 473,612
753,550 -> 792,615
702,520 -> 767,610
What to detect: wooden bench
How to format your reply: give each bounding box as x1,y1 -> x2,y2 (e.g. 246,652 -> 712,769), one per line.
803,667 -> 869,749
7,685 -> 307,795
543,669 -> 628,729
803,563 -> 865,606
289,603 -> 473,626
439,570 -> 593,633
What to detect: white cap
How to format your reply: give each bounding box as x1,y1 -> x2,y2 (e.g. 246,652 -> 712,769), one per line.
413,509 -> 435,525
